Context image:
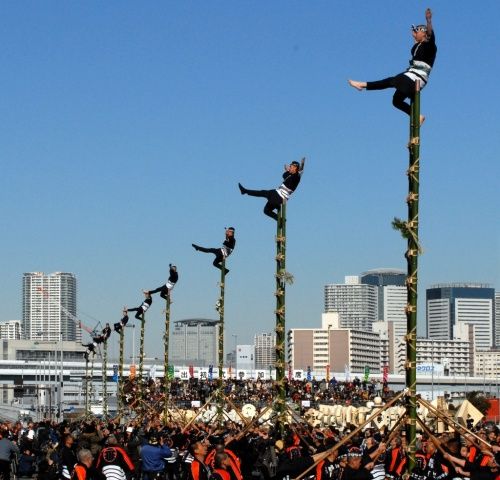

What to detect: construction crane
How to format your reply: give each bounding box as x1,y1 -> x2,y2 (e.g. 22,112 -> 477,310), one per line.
36,286 -> 101,340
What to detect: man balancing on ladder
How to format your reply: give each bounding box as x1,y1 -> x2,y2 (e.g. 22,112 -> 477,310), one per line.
238,158 -> 305,221
192,227 -> 236,275
348,8 -> 436,124
144,264 -> 179,301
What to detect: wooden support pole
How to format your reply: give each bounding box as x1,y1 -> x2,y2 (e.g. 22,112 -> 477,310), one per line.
118,327 -> 125,419
217,259 -> 226,421
294,390 -> 406,480
90,353 -> 95,409
274,203 -> 287,422
163,294 -> 172,423
405,80 -> 421,473
85,356 -> 90,418
138,312 -> 146,411
103,341 -> 108,419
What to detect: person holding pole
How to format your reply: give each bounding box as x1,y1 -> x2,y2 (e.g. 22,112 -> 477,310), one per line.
238,158 -> 305,221
126,292 -> 152,320
114,309 -> 129,333
192,227 -> 236,275
348,8 -> 436,124
144,264 -> 179,301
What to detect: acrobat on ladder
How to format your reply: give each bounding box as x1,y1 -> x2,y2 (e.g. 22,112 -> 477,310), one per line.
348,8 -> 436,125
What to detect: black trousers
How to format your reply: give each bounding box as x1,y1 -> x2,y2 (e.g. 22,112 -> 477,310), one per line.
127,306 -> 145,320
244,188 -> 282,220
195,246 -> 225,270
0,459 -> 10,479
366,73 -> 416,116
150,285 -> 170,300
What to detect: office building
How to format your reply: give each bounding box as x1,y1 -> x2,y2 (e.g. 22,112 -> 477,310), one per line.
254,333 -> 276,370
236,345 -> 255,371
495,293 -> 500,347
0,320 -> 22,340
22,272 -> 80,342
170,319 -> 219,367
324,277 -> 378,331
360,269 -> 406,318
427,283 -> 494,351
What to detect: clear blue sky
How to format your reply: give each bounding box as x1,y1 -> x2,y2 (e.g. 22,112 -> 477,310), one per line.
1,1 -> 498,360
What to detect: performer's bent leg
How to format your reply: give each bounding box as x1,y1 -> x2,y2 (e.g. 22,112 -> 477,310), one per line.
160,286 -> 169,301
391,74 -> 415,115
263,202 -> 279,221
263,190 -> 282,221
212,252 -> 229,274
127,307 -> 143,320
392,90 -> 411,115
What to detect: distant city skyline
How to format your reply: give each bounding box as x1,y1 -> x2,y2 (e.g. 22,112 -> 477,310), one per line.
0,2 -> 498,358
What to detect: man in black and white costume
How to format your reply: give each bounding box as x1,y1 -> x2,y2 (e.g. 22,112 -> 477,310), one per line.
238,158 -> 305,221
126,291 -> 152,320
83,323 -> 112,358
145,264 -> 179,301
114,309 -> 129,333
192,227 -> 236,275
349,8 -> 436,123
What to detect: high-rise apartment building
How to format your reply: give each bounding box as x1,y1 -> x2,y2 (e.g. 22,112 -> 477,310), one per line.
254,333 -> 276,370
22,272 -> 80,342
0,320 -> 22,340
324,277 -> 378,331
426,283 -> 494,351
396,337 -> 473,376
495,292 -> 500,347
170,319 -> 219,367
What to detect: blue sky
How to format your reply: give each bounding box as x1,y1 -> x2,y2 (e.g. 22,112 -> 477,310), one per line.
1,1 -> 498,360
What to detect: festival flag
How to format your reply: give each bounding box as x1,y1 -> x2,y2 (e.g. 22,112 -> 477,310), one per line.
130,364 -> 136,380
363,365 -> 370,382
306,366 -> 312,381
189,365 -> 194,378
382,365 -> 389,384
112,364 -> 118,382
208,364 -> 213,380
344,364 -> 350,381
167,365 -> 174,380
149,364 -> 157,380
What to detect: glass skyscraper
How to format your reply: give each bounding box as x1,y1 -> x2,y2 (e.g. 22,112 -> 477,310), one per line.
426,283 -> 495,351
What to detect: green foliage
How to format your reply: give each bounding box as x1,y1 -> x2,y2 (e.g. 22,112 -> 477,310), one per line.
392,217 -> 410,239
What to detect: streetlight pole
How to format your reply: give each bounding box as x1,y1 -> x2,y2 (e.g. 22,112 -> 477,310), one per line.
326,325 -> 331,382
431,340 -> 434,400
232,334 -> 238,379
59,332 -> 64,421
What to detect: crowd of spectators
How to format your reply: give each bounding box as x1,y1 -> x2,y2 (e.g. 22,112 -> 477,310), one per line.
1,378 -> 498,480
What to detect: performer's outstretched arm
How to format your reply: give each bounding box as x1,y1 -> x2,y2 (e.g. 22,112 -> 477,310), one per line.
300,157 -> 306,172
425,8 -> 433,38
